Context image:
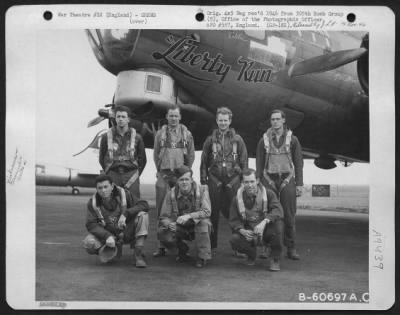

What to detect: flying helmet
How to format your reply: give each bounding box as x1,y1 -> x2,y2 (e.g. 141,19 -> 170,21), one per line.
98,244 -> 118,263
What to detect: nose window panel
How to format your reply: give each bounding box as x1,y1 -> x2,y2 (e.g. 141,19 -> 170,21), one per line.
86,29 -> 105,62
87,29 -> 101,48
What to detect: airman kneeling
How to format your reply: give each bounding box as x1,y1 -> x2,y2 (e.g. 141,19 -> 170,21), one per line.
157,166 -> 212,268
82,174 -> 150,267
229,168 -> 284,271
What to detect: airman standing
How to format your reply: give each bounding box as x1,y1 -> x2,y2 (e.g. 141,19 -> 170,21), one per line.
200,107 -> 248,255
99,105 -> 147,199
256,109 -> 303,260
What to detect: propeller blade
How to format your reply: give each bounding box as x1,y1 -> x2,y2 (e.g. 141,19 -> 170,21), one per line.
87,116 -> 105,128
288,48 -> 368,77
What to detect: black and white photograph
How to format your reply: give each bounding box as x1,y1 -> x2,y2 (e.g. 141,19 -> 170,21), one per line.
5,5 -> 395,310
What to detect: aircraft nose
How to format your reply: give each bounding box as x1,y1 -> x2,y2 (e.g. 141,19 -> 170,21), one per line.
86,29 -> 141,75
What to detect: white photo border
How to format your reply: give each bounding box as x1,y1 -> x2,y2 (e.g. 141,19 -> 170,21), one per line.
5,4 -> 395,310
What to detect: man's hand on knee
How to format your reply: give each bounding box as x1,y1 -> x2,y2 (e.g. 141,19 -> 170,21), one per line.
118,214 -> 127,229
177,214 -> 191,225
254,218 -> 270,236
239,229 -> 255,242
168,222 -> 177,232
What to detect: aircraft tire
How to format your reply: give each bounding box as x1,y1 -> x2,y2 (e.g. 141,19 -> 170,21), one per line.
72,188 -> 80,195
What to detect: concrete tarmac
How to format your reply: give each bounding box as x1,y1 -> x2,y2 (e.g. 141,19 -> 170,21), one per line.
36,186 -> 368,303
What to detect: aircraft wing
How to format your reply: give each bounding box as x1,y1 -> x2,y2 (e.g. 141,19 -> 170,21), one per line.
36,163 -> 100,194
302,148 -> 366,169
75,173 -> 99,179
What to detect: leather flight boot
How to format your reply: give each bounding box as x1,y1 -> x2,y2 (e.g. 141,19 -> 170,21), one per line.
152,248 -> 166,257
115,233 -> 124,259
287,248 -> 300,260
176,240 -> 190,262
116,243 -> 123,260
233,250 -> 247,258
134,246 -> 147,268
269,258 -> 281,271
244,259 -> 256,266
195,258 -> 206,268
176,250 -> 191,263
259,246 -> 271,259
243,257 -> 256,266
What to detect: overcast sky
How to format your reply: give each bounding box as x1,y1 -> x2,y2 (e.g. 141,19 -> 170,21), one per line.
36,30 -> 369,185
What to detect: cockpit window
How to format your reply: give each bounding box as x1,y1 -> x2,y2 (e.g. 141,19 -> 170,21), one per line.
248,37 -> 287,70
246,33 -> 297,71
300,32 -> 313,42
106,29 -> 129,41
244,30 -> 265,40
314,32 -> 331,50
295,30 -> 332,51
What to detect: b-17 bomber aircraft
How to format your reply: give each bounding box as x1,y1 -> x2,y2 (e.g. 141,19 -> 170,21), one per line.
79,29 -> 369,170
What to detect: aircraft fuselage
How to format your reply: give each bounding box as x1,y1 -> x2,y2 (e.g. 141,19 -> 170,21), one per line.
87,29 -> 369,162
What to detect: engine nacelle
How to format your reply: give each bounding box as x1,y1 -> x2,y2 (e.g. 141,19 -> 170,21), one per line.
314,155 -> 336,170
114,70 -> 177,113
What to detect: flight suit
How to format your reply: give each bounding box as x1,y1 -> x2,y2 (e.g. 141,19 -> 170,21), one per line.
83,186 -> 150,263
256,128 -> 303,251
99,127 -> 147,199
158,182 -> 212,261
229,186 -> 284,261
200,128 -> 248,250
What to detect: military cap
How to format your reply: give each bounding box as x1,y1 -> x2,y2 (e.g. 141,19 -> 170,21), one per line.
174,165 -> 193,179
